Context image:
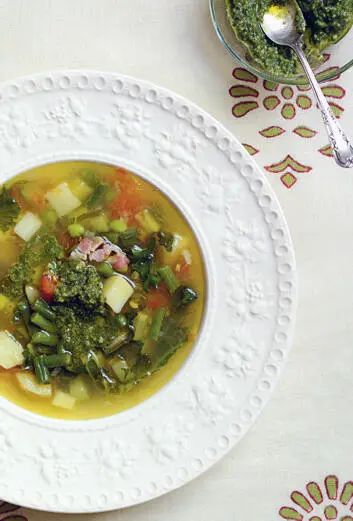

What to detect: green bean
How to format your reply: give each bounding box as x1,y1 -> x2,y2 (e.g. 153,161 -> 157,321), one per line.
150,308 -> 166,341
31,313 -> 57,334
16,302 -> 37,335
34,299 -> 56,321
32,331 -> 59,346
33,355 -> 51,384
97,262 -> 115,278
158,265 -> 181,294
43,353 -> 72,369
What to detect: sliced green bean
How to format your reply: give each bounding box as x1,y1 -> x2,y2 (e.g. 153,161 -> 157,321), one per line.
43,353 -> 72,369
32,331 -> 59,346
31,313 -> 57,334
33,355 -> 51,384
158,265 -> 181,294
34,299 -> 56,321
150,308 -> 166,341
97,262 -> 115,278
16,302 -> 37,336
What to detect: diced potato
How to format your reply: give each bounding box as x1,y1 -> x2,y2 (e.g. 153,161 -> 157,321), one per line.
69,178 -> 93,201
103,275 -> 135,313
69,376 -> 91,401
14,212 -> 42,241
16,372 -> 52,397
0,331 -> 24,369
52,390 -> 77,409
135,209 -> 160,234
46,183 -> 81,217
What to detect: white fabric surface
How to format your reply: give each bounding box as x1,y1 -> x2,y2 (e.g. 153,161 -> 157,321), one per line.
1,1 -> 353,520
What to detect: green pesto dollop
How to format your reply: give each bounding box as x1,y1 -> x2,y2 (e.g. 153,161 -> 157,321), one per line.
225,0 -> 353,76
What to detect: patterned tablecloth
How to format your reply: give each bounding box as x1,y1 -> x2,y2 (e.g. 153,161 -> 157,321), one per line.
1,1 -> 353,520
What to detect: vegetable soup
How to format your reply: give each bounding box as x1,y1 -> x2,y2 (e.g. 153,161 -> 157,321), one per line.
0,162 -> 205,420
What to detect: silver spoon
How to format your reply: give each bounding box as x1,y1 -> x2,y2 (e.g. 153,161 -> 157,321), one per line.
261,1 -> 353,169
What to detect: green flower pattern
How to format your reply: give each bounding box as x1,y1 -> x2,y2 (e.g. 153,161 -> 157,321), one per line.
229,55 -> 347,188
280,475 -> 353,521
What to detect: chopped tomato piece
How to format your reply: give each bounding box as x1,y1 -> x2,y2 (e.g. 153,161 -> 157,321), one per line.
57,231 -> 77,252
31,192 -> 47,211
147,285 -> 170,309
41,273 -> 59,303
110,168 -> 145,219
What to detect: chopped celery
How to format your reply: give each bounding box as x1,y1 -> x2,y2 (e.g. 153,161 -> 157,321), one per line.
133,312 -> 152,341
135,209 -> 160,233
84,215 -> 109,233
150,308 -> 166,341
69,178 -> 93,201
111,357 -> 134,383
158,265 -> 181,294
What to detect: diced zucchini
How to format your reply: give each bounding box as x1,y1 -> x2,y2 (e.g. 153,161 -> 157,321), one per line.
69,376 -> 91,401
0,294 -> 15,314
133,312 -> 152,341
52,390 -> 77,409
16,372 -> 52,397
25,285 -> 40,306
84,215 -> 109,233
14,212 -> 42,241
41,208 -> 58,227
0,331 -> 24,369
69,178 -> 93,201
46,183 -> 81,216
111,358 -> 133,383
103,275 -> 135,313
135,209 -> 160,234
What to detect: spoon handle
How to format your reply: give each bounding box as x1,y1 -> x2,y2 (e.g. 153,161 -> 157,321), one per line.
292,41 -> 353,169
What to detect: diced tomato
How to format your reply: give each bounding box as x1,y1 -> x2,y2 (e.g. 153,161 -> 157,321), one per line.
109,168 -> 145,219
41,273 -> 59,303
147,285 -> 170,310
31,192 -> 47,211
57,231 -> 77,252
179,263 -> 189,274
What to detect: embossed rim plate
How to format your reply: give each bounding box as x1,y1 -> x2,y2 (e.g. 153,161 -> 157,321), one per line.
0,70 -> 297,513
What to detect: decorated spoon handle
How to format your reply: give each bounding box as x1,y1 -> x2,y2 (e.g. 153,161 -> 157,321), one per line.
293,41 -> 353,169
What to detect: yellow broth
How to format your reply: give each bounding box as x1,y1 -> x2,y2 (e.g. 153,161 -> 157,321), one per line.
0,162 -> 205,420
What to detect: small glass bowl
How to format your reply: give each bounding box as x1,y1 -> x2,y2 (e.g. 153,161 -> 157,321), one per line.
210,0 -> 353,85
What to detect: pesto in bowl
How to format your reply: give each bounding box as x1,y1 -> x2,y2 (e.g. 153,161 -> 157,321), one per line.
225,0 -> 353,77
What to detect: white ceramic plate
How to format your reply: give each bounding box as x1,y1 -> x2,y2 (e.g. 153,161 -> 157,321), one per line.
0,71 -> 297,513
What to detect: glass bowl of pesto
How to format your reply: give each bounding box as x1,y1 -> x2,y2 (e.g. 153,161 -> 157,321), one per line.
210,0 -> 353,85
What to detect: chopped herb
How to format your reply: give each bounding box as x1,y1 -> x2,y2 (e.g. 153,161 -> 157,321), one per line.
0,187 -> 20,232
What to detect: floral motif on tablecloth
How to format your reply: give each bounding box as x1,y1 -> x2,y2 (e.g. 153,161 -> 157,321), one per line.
279,475 -> 353,521
229,55 -> 347,188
